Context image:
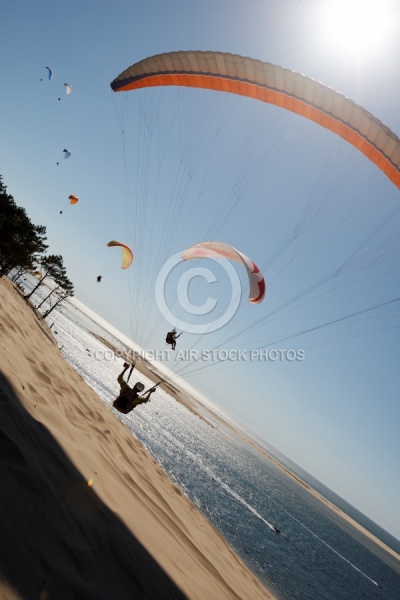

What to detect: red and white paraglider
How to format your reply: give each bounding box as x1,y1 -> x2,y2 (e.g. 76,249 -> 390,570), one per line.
181,241 -> 265,304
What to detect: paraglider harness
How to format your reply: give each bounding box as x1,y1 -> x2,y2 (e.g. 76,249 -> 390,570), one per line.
113,380 -> 161,415
166,330 -> 181,345
113,382 -> 145,414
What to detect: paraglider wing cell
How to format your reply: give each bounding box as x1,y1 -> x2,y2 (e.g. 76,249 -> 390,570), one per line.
111,51 -> 400,189
181,241 -> 265,304
107,240 -> 134,269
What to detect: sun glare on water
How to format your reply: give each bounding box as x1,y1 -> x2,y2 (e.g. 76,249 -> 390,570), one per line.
318,0 -> 396,58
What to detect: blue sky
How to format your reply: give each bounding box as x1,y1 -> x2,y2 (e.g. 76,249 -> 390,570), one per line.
1,0 -> 400,540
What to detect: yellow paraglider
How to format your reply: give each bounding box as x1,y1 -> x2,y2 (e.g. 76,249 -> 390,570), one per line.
107,240 -> 134,269
111,51 -> 400,189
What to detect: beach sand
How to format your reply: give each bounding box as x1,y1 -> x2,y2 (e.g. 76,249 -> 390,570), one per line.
0,276 -> 274,599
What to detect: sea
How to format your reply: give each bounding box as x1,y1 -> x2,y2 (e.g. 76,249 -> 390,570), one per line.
38,292 -> 400,600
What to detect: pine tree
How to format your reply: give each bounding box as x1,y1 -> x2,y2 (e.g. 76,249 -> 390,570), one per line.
0,175 -> 48,277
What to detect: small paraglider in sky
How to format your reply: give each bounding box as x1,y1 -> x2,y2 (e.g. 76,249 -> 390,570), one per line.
98,241 -> 134,281
60,194 -> 79,214
41,66 -> 53,81
57,149 -> 71,166
107,240 -> 134,269
58,83 -> 72,101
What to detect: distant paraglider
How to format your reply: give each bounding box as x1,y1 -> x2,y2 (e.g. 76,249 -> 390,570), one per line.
60,194 -> 78,214
58,83 -> 72,101
97,241 -> 133,282
41,66 -> 53,81
107,240 -> 134,269
57,149 -> 71,166
181,241 -> 266,304
40,66 -> 73,103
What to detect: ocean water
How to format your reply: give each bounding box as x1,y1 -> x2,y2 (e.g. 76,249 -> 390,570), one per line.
44,297 -> 400,600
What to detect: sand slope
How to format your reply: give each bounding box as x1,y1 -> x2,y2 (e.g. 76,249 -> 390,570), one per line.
0,277 -> 273,600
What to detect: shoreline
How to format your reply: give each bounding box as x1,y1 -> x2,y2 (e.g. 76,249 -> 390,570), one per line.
90,329 -> 400,572
2,275 -> 398,599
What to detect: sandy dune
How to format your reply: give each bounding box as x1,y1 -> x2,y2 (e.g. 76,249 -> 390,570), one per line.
0,276 -> 273,599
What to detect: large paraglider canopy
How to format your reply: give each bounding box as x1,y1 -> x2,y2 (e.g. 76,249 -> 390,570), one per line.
108,49 -> 400,392
107,240 -> 134,269
181,241 -> 265,304
111,50 -> 400,189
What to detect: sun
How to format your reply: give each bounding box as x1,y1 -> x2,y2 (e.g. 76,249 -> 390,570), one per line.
318,0 -> 396,59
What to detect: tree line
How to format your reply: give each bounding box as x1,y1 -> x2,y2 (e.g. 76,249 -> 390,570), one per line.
0,173 -> 74,317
